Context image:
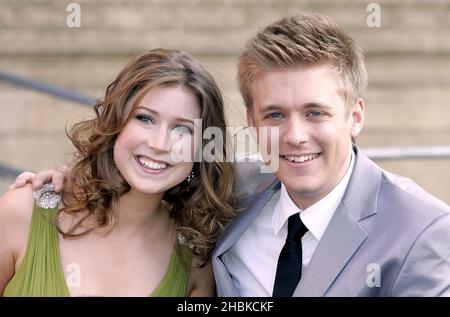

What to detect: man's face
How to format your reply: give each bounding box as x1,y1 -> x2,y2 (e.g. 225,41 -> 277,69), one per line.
247,64 -> 364,209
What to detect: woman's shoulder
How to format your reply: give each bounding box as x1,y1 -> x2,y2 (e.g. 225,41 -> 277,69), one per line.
0,183 -> 35,213
0,185 -> 35,243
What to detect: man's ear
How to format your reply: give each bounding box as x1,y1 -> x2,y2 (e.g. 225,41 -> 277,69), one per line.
246,109 -> 255,128
350,98 -> 365,138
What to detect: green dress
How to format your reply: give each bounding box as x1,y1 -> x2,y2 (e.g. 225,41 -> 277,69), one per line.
3,204 -> 193,297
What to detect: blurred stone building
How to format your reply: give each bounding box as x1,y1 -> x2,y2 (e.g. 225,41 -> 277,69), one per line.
0,0 -> 449,203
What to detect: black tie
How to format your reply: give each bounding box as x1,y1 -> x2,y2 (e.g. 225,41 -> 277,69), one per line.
272,213 -> 308,297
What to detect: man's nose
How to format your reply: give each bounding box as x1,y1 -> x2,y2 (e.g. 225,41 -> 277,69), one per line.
284,116 -> 309,147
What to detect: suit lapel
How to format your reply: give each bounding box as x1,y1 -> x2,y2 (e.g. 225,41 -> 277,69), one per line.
293,147 -> 381,296
214,186 -> 280,258
293,203 -> 367,296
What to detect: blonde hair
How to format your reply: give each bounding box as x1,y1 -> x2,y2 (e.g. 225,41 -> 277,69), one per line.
238,12 -> 368,110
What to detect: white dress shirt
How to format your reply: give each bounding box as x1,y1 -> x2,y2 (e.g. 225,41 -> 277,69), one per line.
222,150 -> 355,296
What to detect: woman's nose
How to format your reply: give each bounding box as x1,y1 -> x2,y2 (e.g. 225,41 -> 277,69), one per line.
147,127 -> 171,152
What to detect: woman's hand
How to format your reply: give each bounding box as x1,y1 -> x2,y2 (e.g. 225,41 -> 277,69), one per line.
9,166 -> 68,192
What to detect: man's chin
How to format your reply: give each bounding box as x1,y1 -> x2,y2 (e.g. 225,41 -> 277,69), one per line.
275,170 -> 316,187
277,173 -> 318,190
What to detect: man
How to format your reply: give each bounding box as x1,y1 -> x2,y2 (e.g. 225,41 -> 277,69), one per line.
212,12 -> 450,296
9,12 -> 450,297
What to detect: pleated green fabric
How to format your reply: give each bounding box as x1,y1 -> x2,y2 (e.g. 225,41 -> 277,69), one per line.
150,243 -> 193,297
4,205 -> 68,296
4,204 -> 192,297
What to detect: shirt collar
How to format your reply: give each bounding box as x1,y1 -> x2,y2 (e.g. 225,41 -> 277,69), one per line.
272,149 -> 355,240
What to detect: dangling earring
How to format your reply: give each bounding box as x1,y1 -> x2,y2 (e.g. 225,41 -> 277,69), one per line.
186,171 -> 195,183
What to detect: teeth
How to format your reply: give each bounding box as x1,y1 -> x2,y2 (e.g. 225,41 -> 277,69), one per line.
138,156 -> 168,170
284,153 -> 319,163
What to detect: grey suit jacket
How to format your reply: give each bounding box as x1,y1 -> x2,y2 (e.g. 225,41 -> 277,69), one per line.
213,147 -> 450,296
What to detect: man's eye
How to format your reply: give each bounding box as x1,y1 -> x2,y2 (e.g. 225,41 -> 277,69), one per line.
135,114 -> 155,124
171,125 -> 192,135
307,111 -> 322,117
267,112 -> 285,119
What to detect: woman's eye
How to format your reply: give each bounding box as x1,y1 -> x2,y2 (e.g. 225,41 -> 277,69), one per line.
135,114 -> 154,124
171,125 -> 192,135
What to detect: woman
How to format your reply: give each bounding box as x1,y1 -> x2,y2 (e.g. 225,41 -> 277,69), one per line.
0,48 -> 236,296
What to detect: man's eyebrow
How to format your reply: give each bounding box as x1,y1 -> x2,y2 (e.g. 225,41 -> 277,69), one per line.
258,105 -> 284,114
258,102 -> 332,113
302,102 -> 333,110
136,106 -> 195,125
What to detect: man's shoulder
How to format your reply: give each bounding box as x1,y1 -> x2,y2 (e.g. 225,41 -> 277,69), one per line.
379,170 -> 449,217
234,160 -> 277,196
379,171 -> 450,296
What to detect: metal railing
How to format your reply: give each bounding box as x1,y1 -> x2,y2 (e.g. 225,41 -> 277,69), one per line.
1,70 -> 450,179
362,146 -> 450,160
0,163 -> 24,179
0,70 -> 96,178
0,70 -> 96,107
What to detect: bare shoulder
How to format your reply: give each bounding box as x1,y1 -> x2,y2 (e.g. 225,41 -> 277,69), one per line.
0,185 -> 35,254
0,185 -> 35,227
0,185 -> 35,294
187,257 -> 215,297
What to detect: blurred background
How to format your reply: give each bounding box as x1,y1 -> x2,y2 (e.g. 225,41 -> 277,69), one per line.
0,0 -> 449,203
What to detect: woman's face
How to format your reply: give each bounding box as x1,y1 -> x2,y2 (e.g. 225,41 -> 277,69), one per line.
114,85 -> 201,195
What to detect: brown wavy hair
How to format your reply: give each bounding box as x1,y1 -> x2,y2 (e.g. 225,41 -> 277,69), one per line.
58,48 -> 236,265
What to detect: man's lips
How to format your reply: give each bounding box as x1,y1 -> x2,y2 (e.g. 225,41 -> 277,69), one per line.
281,152 -> 321,163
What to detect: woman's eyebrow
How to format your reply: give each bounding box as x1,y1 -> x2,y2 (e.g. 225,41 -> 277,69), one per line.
136,106 -> 195,125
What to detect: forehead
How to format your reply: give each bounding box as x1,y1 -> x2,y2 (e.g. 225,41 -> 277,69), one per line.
135,85 -> 201,118
252,64 -> 344,110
